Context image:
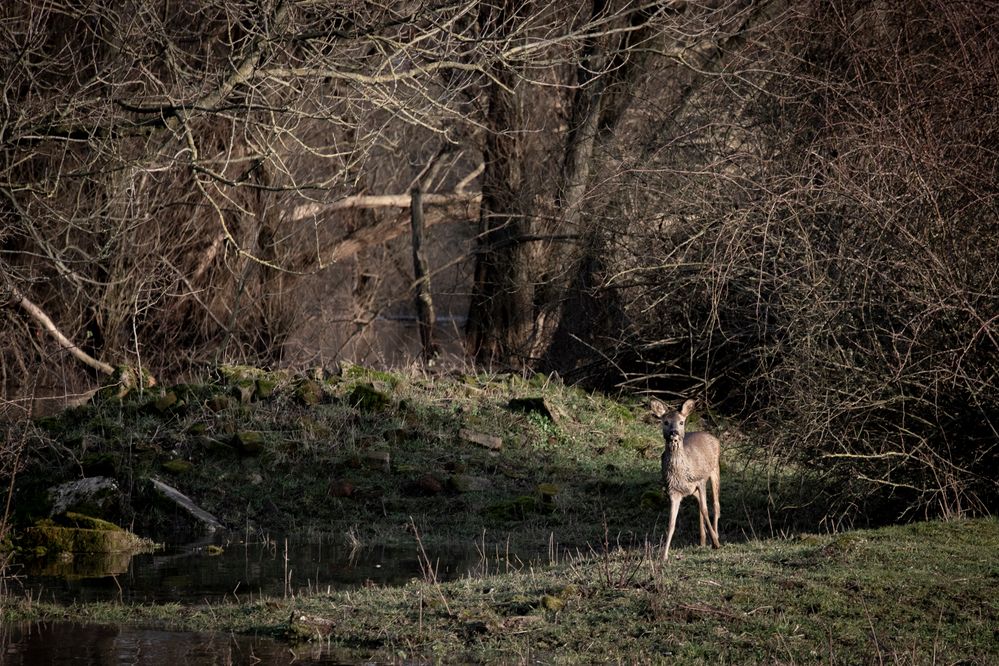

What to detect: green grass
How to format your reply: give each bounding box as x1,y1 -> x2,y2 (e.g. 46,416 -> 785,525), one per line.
5,519 -> 996,663
6,366 -> 822,549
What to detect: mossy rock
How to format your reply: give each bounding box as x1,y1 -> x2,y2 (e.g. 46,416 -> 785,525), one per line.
298,417 -> 331,438
172,383 -> 212,405
483,495 -> 538,521
536,483 -> 560,502
255,377 -> 278,399
346,382 -> 391,411
216,364 -> 269,383
162,458 -> 194,475
447,474 -> 492,494
22,512 -> 156,554
343,364 -> 401,388
231,380 -> 256,405
233,431 -> 266,455
152,391 -> 179,413
541,594 -> 566,612
93,365 -> 158,402
193,436 -> 236,457
58,512 -> 121,531
363,450 -> 391,472
295,379 -> 325,406
206,394 -> 235,412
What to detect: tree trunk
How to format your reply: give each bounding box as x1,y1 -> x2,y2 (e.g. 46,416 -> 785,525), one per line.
410,182 -> 438,362
465,0 -> 535,368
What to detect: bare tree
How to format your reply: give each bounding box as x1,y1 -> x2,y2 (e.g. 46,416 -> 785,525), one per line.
0,1 -> 495,393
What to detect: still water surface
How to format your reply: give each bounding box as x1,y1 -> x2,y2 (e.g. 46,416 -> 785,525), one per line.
15,534 -> 481,604
3,535 -> 493,663
1,620 -> 362,664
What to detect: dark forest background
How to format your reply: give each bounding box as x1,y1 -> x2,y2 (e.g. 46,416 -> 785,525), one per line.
2,0 -> 996,519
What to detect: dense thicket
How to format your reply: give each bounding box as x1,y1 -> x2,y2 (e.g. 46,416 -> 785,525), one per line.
600,0 -> 998,518
2,0 -> 995,518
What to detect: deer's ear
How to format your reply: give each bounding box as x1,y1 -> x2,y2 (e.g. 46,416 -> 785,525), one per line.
680,399 -> 696,417
651,399 -> 667,418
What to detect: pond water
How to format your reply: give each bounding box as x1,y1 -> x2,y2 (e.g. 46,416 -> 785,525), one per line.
0,620 -> 361,664
2,534 -> 503,663
12,534 -> 485,604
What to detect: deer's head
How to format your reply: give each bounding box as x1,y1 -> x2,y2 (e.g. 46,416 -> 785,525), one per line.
651,398 -> 695,446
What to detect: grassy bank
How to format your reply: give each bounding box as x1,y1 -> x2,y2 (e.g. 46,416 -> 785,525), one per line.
5,519 -> 996,662
5,365 -> 821,549
3,366 -> 995,662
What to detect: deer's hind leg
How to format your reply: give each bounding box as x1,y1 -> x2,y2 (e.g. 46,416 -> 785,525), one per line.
710,469 -> 721,547
696,482 -> 720,549
696,481 -> 708,546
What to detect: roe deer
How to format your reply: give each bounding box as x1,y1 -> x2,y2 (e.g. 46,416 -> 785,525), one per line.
652,398 -> 721,560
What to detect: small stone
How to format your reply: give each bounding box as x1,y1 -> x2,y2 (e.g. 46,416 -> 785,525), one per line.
459,429 -> 503,451
162,459 -> 194,475
295,379 -> 324,406
232,381 -> 256,404
206,395 -> 233,412
447,474 -> 492,493
329,480 -> 355,498
387,426 -> 415,445
364,450 -> 391,472
419,473 -> 443,494
153,391 -> 178,413
414,473 -> 443,496
536,483 -> 560,504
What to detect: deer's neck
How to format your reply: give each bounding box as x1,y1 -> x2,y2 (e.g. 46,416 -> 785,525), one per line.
663,435 -> 691,477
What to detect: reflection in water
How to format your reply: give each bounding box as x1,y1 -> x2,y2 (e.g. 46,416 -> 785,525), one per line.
5,537 -> 527,663
15,535 -> 485,604
0,620 -> 358,665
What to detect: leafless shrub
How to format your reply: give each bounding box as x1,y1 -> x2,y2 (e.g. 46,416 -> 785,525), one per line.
602,0 -> 998,519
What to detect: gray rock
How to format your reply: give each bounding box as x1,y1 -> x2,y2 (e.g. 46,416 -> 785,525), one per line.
48,477 -> 119,516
